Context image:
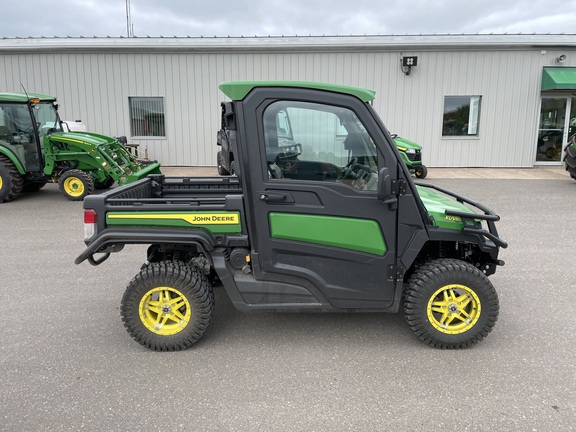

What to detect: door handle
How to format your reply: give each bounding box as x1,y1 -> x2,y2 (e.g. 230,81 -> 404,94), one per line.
259,192 -> 295,203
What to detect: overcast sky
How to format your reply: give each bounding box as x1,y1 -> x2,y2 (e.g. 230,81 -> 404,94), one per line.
3,0 -> 576,38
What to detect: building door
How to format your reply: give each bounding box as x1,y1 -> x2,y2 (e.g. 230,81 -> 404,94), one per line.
536,95 -> 576,163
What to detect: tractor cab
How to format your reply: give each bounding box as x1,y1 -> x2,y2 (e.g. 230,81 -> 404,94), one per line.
0,93 -> 55,174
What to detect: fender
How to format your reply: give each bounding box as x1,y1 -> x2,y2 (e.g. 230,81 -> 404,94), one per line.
74,227 -> 217,266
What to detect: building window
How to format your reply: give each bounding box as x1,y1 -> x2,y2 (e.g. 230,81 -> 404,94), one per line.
442,96 -> 481,136
129,97 -> 165,137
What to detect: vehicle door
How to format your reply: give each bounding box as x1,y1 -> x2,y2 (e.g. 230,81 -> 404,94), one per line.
240,87 -> 400,309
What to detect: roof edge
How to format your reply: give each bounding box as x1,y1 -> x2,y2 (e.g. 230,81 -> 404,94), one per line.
219,81 -> 376,102
1,34 -> 575,53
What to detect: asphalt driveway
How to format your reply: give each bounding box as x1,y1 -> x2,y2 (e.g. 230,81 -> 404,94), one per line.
1,172 -> 575,431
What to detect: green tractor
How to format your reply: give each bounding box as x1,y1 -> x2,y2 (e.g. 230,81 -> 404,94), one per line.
0,92 -> 161,203
391,134 -> 428,179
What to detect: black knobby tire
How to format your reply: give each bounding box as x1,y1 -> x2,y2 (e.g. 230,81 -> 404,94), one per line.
0,154 -> 24,203
121,261 -> 214,351
403,258 -> 499,349
58,169 -> 95,201
414,165 -> 428,179
217,151 -> 229,176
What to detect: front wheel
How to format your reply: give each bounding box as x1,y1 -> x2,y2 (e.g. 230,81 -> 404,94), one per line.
58,169 -> 94,201
121,261 -> 214,351
403,259 -> 499,349
414,165 -> 428,179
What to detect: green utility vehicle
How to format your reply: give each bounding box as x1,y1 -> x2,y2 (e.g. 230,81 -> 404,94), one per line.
0,92 -> 161,202
76,81 -> 507,351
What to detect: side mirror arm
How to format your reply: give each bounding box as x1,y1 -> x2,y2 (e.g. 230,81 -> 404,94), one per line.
377,167 -> 398,209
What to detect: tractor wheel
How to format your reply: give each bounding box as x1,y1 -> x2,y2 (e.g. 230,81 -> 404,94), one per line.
58,169 -> 94,201
403,258 -> 499,349
230,160 -> 237,176
0,154 -> 24,203
120,261 -> 214,351
414,165 -> 428,179
217,151 -> 229,175
94,177 -> 115,190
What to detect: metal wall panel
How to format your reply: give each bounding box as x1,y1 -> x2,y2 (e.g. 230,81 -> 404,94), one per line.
1,45 -> 574,167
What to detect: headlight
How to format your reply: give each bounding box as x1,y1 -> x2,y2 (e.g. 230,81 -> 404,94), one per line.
405,149 -> 416,154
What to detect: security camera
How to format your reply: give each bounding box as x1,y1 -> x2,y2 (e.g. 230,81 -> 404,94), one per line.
557,54 -> 567,63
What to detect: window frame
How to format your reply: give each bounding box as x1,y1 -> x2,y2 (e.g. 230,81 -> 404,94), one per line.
442,95 -> 482,138
128,96 -> 166,139
261,99 -> 380,192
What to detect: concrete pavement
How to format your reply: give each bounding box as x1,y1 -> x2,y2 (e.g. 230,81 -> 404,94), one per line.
1,173 -> 575,431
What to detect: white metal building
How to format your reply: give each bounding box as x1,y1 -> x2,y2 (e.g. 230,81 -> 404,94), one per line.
1,34 -> 575,167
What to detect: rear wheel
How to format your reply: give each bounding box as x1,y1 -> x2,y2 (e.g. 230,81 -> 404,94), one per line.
121,261 -> 214,351
58,169 -> 94,201
0,155 -> 24,203
403,259 -> 499,349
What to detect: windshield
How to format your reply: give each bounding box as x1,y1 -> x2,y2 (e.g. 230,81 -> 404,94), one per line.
32,101 -> 62,135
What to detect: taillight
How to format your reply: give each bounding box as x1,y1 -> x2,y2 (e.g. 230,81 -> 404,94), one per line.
84,209 -> 97,240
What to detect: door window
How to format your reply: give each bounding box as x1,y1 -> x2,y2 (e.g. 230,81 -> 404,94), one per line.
263,101 -> 379,191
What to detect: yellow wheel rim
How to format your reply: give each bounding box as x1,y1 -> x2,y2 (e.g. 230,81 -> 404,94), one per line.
427,284 -> 481,335
63,177 -> 85,197
139,287 -> 191,336
0,175 -> 3,191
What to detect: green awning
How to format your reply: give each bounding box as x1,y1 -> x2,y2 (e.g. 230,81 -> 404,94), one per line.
542,67 -> 576,91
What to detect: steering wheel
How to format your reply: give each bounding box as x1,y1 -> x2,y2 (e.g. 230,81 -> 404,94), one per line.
337,157 -> 358,181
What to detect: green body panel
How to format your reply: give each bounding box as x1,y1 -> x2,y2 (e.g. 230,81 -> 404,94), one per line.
0,92 -> 55,103
393,136 -> 422,168
416,185 -> 475,229
269,213 -> 387,255
106,211 -> 242,234
393,136 -> 422,152
541,67 -> 576,91
219,81 -> 376,103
